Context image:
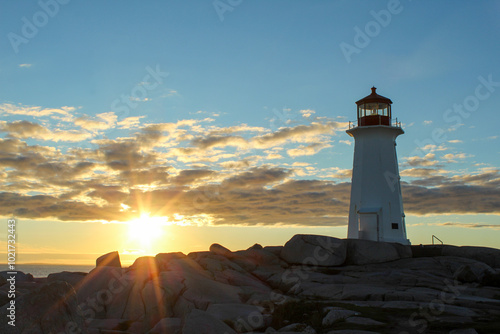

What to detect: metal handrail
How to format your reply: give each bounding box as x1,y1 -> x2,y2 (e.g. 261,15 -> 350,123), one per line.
348,118 -> 402,129
432,235 -> 443,245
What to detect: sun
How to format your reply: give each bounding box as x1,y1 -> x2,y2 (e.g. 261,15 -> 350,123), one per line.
127,213 -> 165,248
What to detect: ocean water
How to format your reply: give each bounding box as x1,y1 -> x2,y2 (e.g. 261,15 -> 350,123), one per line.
1,264 -> 95,278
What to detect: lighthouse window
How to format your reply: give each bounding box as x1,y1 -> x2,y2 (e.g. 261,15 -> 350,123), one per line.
392,223 -> 399,229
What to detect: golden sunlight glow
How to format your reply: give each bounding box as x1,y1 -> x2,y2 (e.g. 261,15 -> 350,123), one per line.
127,213 -> 165,247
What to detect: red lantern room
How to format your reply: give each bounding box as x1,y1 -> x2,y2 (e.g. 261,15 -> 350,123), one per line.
355,87 -> 392,126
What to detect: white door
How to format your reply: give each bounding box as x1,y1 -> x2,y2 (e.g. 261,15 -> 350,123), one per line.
358,213 -> 378,241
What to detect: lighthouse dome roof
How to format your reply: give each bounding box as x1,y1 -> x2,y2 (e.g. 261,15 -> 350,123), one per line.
356,87 -> 392,105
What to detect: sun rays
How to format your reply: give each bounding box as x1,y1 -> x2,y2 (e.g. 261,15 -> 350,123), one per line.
127,213 -> 165,250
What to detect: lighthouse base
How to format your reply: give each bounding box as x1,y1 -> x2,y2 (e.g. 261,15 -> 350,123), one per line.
349,207 -> 411,245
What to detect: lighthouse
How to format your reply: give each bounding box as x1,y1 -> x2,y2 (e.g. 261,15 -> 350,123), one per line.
346,87 -> 410,245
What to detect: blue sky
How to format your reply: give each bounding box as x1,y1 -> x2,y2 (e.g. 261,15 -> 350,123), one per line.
0,1 -> 499,263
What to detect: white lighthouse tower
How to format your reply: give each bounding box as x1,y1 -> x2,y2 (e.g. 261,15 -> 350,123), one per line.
346,87 -> 409,245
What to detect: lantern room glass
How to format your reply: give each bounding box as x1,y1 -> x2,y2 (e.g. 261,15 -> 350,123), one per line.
357,102 -> 391,119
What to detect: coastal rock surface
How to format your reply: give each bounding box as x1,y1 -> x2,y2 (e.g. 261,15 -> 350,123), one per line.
0,235 -> 499,333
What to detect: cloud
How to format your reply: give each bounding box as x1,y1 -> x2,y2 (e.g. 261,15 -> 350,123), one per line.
0,192 -> 127,221
253,121 -> 341,148
0,120 -> 91,142
339,140 -> 352,146
98,140 -> 156,171
119,167 -> 170,186
321,168 -> 352,179
1,110 -> 498,227
404,153 -> 438,167
291,162 -> 311,167
117,116 -> 146,129
221,167 -> 291,190
219,160 -> 251,170
300,109 -> 315,118
265,153 -> 283,160
192,135 -> 248,150
402,169 -> 500,215
19,64 -> 32,68
1,162 -> 499,225
0,103 -> 75,118
442,153 -> 469,162
75,112 -> 117,131
123,176 -> 351,226
171,169 -> 214,186
287,143 -> 331,157
87,189 -> 129,204
435,222 -> 500,230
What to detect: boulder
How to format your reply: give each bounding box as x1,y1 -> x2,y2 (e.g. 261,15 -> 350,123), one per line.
173,295 -> 196,319
210,243 -> 233,258
280,235 -> 346,266
182,309 -> 236,334
264,245 -> 284,256
207,303 -> 265,331
249,243 -> 264,250
218,268 -> 271,293
155,252 -> 187,271
182,270 -> 243,309
0,271 -> 34,282
278,323 -> 316,333
157,253 -> 207,277
442,245 -> 500,268
345,239 -> 408,265
189,252 -> 246,274
449,329 -> 478,334
141,272 -> 185,329
0,281 -> 86,334
87,318 -> 125,330
96,251 -> 122,268
233,248 -> 282,270
0,291 -> 9,307
127,256 -> 160,281
322,308 -> 360,326
47,271 -> 87,288
147,317 -> 181,334
76,266 -> 133,320
326,330 -> 381,334
454,262 -> 494,284
345,316 -> 384,326
482,269 -> 500,287
117,274 -> 147,321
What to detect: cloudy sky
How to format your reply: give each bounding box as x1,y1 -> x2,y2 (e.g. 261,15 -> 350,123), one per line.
1,1 -> 499,264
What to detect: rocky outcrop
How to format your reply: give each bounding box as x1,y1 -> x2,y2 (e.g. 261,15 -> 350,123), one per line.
96,250 -> 122,268
280,234 -> 347,266
182,309 -> 236,334
345,238 -> 412,265
47,271 -> 87,287
1,235 -> 499,334
443,245 -> 500,268
0,271 -> 34,282
0,281 -> 86,334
